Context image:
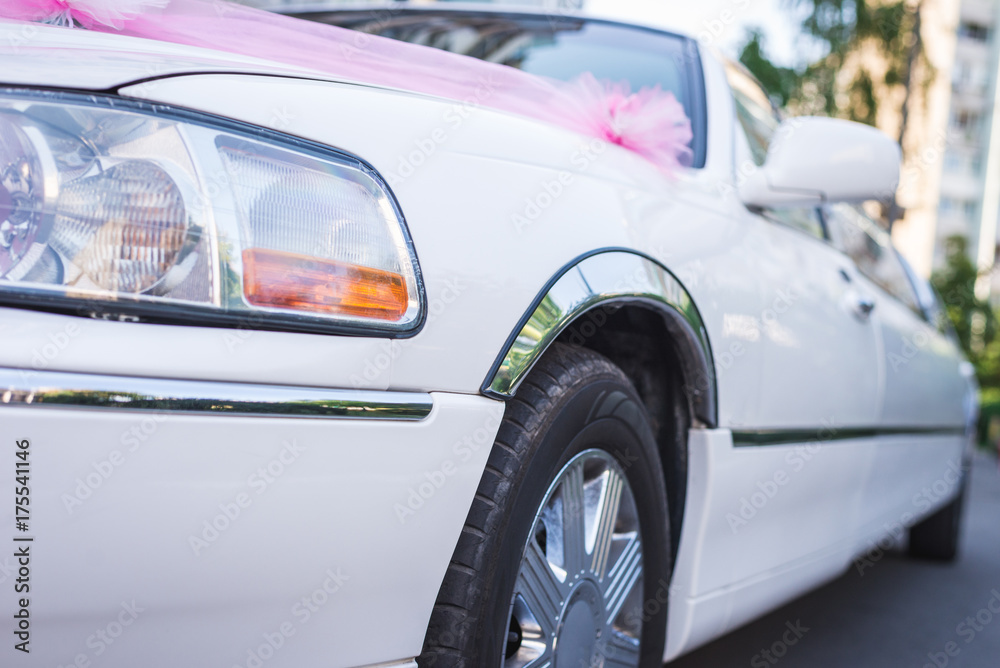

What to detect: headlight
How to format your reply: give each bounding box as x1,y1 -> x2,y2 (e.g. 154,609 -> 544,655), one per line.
0,89 -> 423,335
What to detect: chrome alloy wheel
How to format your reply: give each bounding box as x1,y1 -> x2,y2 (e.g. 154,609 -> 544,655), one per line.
503,449 -> 644,667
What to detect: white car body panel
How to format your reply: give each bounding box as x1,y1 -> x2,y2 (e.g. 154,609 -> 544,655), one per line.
874,284 -> 971,427
665,429 -> 965,660
0,14 -> 974,667
0,393 -> 501,667
0,22 -> 329,88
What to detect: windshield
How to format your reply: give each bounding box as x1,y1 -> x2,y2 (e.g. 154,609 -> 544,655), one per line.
296,10 -> 706,167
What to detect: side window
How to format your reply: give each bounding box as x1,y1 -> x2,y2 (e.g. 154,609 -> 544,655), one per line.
725,61 -> 780,165
824,204 -> 922,313
725,62 -> 824,240
897,251 -> 954,334
761,207 -> 825,241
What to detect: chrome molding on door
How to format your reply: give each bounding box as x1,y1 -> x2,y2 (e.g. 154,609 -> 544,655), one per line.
0,367 -> 433,420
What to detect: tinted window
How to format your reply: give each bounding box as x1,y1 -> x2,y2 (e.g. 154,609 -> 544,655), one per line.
299,10 -> 705,166
824,204 -> 921,312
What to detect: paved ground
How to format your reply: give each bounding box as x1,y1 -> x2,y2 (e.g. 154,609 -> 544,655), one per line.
668,450 -> 1000,668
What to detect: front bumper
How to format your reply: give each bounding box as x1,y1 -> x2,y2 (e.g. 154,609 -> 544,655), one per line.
0,368 -> 503,667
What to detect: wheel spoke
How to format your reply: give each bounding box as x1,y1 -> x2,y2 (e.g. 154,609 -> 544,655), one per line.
603,535 -> 642,623
561,463 -> 587,575
506,449 -> 651,668
601,630 -> 641,667
507,595 -> 552,668
523,659 -> 552,668
590,468 -> 624,580
517,539 -> 566,634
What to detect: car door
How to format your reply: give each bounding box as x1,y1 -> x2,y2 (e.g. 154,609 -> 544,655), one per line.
727,65 -> 883,432
822,203 -> 970,538
716,65 -> 883,600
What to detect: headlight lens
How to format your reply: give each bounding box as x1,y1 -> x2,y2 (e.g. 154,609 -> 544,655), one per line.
0,90 -> 423,334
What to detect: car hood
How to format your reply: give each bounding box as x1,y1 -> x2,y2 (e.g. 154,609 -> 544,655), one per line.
0,19 -> 348,90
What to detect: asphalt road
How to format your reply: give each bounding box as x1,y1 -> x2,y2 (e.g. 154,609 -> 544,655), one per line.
667,450 -> 1000,668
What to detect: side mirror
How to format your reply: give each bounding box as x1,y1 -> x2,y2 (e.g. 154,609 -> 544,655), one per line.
739,117 -> 901,208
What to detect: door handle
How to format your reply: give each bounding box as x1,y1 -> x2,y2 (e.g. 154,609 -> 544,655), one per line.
853,295 -> 876,319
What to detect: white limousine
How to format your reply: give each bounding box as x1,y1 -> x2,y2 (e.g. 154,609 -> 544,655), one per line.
0,2 -> 977,667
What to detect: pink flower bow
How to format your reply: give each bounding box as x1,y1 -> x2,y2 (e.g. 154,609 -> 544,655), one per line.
4,0 -> 167,30
565,73 -> 694,175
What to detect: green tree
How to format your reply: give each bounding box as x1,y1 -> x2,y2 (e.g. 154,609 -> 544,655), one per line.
738,29 -> 801,106
738,1 -> 931,227
738,0 -> 925,130
931,236 -> 998,382
933,236 -> 1000,446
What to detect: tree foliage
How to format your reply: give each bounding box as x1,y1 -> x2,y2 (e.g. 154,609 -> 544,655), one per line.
932,236 -> 1000,445
738,0 -> 924,129
738,29 -> 800,106
932,236 -> 998,381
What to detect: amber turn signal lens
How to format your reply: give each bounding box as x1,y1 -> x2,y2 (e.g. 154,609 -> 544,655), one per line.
243,248 -> 408,321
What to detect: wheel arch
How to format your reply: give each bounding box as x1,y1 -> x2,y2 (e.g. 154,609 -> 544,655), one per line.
480,248 -> 717,564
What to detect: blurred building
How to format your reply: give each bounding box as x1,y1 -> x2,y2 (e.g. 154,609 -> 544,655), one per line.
934,0 -> 1000,299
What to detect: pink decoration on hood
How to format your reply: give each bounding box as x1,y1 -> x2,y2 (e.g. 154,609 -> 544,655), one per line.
0,0 -> 693,174
567,73 -> 693,174
4,0 -> 167,29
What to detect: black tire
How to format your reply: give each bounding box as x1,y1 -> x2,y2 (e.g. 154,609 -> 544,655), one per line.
418,343 -> 672,667
908,471 -> 967,562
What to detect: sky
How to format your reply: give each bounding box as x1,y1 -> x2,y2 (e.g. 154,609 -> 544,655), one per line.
585,0 -> 813,67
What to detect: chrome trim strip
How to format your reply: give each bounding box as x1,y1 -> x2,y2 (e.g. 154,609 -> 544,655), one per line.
482,250 -> 716,426
732,426 -> 967,446
0,368 -> 433,420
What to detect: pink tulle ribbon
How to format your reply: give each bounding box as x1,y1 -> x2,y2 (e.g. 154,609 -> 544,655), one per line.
567,73 -> 693,173
3,0 -> 167,30
1,0 -> 693,175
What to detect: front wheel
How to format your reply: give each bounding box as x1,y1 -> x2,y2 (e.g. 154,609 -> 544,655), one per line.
419,344 -> 672,667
